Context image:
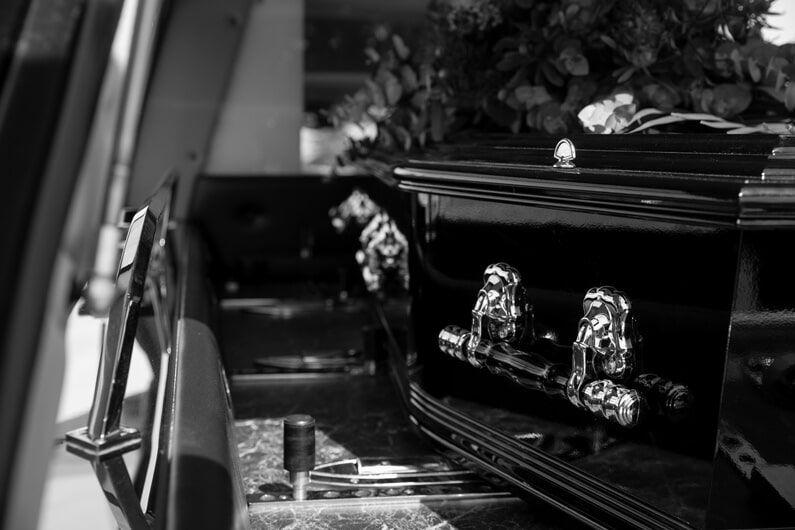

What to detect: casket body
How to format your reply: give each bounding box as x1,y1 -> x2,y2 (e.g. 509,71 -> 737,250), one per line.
392,134 -> 795,529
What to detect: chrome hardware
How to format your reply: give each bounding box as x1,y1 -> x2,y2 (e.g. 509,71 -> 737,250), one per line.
329,188 -> 381,233
356,212 -> 409,293
437,265 -> 694,428
569,286 -> 636,389
250,456 -> 499,505
439,325 -> 642,427
466,263 -> 532,367
331,190 -> 409,294
553,138 -> 576,168
567,287 -> 642,426
440,325 -> 569,399
579,380 -> 644,428
309,457 -> 480,489
633,373 -> 693,422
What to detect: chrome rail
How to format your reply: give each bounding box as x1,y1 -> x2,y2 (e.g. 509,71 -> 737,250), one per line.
437,263 -> 692,428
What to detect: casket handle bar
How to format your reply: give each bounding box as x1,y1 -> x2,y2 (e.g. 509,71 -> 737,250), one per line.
438,263 -> 692,428
329,189 -> 409,295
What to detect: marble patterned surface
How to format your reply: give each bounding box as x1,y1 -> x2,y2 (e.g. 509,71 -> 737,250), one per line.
249,497 -> 555,529
232,374 -> 576,529
233,374 -> 436,497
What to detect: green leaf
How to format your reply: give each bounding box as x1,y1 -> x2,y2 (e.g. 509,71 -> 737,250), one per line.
559,47 -> 589,76
514,85 -> 552,108
730,49 -> 744,78
536,102 -> 568,135
627,107 -> 664,126
700,119 -> 746,129
748,59 -> 761,83
493,37 -> 518,53
365,79 -> 386,108
382,73 -> 403,106
566,54 -> 589,76
392,35 -> 410,60
497,52 -> 525,72
542,61 -> 565,87
615,66 -> 636,84
401,65 -> 418,92
410,89 -> 429,109
505,92 -> 523,110
757,86 -> 786,103
391,125 -> 412,151
600,35 -> 617,49
505,66 -> 531,92
627,115 -> 688,134
711,83 -> 752,117
377,126 -> 395,149
510,116 -> 522,134
364,48 -> 380,64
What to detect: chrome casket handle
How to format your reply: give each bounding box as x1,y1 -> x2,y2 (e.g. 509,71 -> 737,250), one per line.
330,189 -> 409,294
437,263 -> 691,428
439,325 -> 643,427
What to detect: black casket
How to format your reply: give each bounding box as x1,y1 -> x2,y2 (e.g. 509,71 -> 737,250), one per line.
382,134 -> 795,529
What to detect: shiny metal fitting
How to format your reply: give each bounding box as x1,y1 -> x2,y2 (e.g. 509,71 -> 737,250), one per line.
356,212 -> 409,293
330,190 -> 409,294
553,138 -> 576,168
581,380 -> 645,428
439,325 -> 470,363
329,188 -> 381,233
467,263 -> 532,367
576,286 -> 637,382
633,373 -> 693,422
568,286 -> 640,423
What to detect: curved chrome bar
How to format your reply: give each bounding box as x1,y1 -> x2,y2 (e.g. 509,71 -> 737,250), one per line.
438,265 -> 693,428
567,287 -> 637,407
439,325 -> 643,427
465,263 -> 532,367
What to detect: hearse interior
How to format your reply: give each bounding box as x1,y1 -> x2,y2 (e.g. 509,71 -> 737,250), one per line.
1,1 -> 794,529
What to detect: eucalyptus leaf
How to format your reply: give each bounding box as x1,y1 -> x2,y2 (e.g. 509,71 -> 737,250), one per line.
699,120 -> 746,129
497,52 -> 525,72
401,65 -> 419,92
541,61 -> 565,87
392,35 -> 410,60
627,115 -> 688,134
364,47 -> 380,63
748,58 -> 761,83
382,73 -> 403,106
365,79 -> 386,109
627,108 -> 664,126
514,85 -> 552,108
616,66 -> 635,84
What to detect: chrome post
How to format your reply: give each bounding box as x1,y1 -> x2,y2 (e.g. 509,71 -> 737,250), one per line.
66,205 -> 158,530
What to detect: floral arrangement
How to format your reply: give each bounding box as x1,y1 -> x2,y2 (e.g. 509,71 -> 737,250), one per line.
328,0 -> 795,159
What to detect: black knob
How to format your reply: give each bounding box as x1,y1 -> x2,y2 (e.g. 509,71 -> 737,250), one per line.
283,414 -> 315,472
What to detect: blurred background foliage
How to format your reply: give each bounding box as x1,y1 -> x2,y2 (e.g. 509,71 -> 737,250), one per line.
325,0 -> 795,159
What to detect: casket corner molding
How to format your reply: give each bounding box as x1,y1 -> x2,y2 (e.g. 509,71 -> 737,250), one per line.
738,181 -> 795,229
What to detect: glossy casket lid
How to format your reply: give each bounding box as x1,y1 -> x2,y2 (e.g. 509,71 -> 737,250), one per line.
392,134 -> 795,228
